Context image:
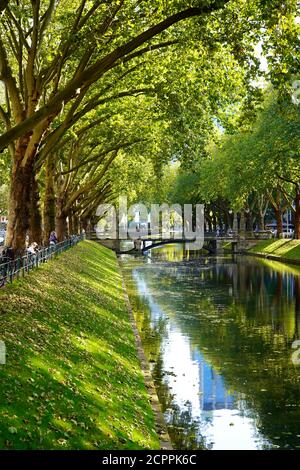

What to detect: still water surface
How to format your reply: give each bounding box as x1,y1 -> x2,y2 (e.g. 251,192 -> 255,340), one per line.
120,244 -> 300,450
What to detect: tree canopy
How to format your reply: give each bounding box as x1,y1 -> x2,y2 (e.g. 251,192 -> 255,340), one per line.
0,0 -> 299,250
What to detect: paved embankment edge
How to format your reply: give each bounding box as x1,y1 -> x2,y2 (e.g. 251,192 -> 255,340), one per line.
117,258 -> 173,451
243,250 -> 300,266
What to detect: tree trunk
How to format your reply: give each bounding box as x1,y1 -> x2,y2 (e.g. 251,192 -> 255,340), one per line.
213,214 -> 217,231
43,156 -> 56,245
246,211 -> 253,232
5,125 -> 45,254
258,213 -> 265,230
223,211 -> 229,231
256,194 -> 268,231
295,188 -> 300,240
55,197 -> 67,242
73,214 -> 80,235
81,218 -> 88,232
68,211 -> 74,236
5,154 -> 33,255
239,211 -> 246,234
274,207 -> 283,238
270,190 -> 283,238
29,173 -> 42,245
233,212 -> 238,232
56,213 -> 67,242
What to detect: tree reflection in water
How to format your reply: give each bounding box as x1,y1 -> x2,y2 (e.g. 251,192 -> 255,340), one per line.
120,248 -> 300,450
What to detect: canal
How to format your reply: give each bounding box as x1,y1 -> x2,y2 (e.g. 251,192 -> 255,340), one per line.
120,244 -> 300,450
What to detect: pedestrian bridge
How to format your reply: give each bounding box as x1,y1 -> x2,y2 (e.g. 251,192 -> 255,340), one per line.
89,231 -> 244,254
137,234 -> 240,255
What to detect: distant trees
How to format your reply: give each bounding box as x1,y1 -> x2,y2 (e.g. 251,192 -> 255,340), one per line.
171,92 -> 300,237
0,0 -> 238,253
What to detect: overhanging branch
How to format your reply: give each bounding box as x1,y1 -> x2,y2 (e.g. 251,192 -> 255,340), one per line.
0,1 -> 230,151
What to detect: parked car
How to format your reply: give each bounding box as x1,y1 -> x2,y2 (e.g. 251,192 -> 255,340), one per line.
265,223 -> 294,239
281,229 -> 294,239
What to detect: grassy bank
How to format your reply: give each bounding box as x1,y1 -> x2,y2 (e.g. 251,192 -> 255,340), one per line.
249,239 -> 300,262
0,241 -> 159,450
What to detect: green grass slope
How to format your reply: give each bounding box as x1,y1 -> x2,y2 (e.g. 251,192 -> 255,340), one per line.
0,241 -> 159,450
249,239 -> 300,261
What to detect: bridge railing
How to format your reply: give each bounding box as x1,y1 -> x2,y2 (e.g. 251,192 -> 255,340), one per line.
0,234 -> 84,288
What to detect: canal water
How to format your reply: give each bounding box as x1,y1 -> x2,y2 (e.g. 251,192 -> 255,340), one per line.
119,244 -> 300,450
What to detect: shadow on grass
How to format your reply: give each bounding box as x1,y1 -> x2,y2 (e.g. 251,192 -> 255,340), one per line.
0,241 -> 159,450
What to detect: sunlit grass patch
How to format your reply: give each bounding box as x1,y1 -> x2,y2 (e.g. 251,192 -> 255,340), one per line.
0,240 -> 159,450
250,239 -> 300,261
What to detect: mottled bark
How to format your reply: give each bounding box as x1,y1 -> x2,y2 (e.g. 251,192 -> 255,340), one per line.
295,189 -> 300,240
43,156 -> 56,245
29,173 -> 42,245
233,212 -> 238,232
246,211 -> 254,232
68,211 -> 74,236
55,197 -> 67,242
223,211 -> 229,231
5,141 -> 33,255
73,214 -> 80,235
274,207 -> 283,238
239,211 -> 246,234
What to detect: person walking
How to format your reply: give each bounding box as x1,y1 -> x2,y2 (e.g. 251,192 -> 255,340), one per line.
49,231 -> 58,245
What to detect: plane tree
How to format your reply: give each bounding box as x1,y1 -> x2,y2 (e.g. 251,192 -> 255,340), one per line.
0,0 -> 292,252
0,0 -> 237,253
186,92 -> 300,235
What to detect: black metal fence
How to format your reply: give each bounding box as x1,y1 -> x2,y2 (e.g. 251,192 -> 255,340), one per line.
0,234 -> 85,288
